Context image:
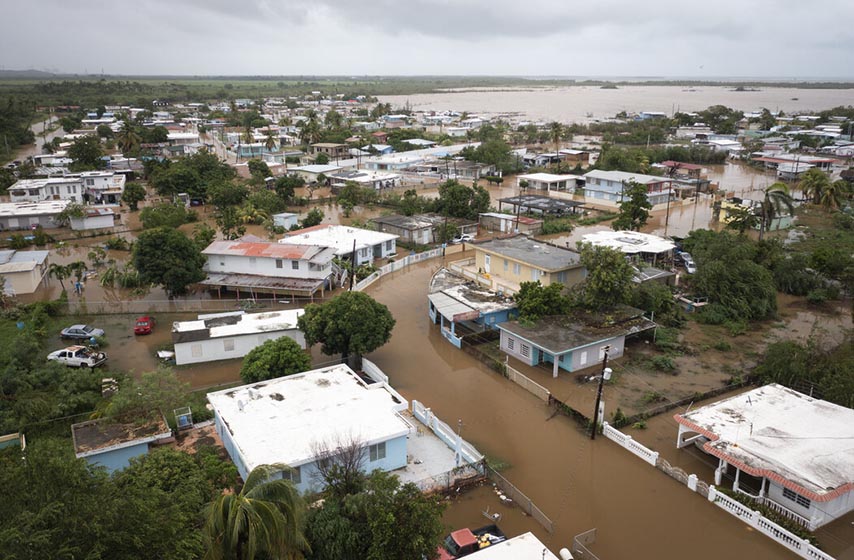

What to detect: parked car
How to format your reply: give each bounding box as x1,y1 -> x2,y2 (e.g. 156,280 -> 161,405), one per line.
60,324 -> 105,340
47,346 -> 107,368
683,257 -> 697,274
437,524 -> 507,559
452,233 -> 475,244
134,316 -> 156,335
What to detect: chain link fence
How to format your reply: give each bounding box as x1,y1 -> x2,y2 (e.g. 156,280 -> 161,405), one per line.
484,464 -> 554,534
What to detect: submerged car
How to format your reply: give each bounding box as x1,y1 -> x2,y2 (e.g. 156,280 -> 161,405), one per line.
134,316 -> 156,335
60,324 -> 105,340
452,233 -> 475,244
47,346 -> 107,368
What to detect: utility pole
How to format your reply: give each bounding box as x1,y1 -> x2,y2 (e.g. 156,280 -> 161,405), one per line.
348,239 -> 357,291
590,346 -> 612,440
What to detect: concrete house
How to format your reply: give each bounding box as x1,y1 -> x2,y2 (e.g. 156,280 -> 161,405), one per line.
478,212 -> 543,236
580,230 -> 676,266
516,173 -> 577,192
329,169 -> 401,190
310,142 -> 349,159
7,171 -> 126,205
497,306 -> 655,377
371,213 -> 449,245
282,224 -> 398,266
200,239 -> 337,299
272,212 -> 299,229
582,170 -> 674,206
172,309 -> 305,366
675,384 -> 854,530
207,364 -> 411,492
69,207 -> 116,231
428,267 -> 517,348
71,416 -> 173,473
450,235 -> 585,295
0,200 -> 69,231
0,250 -> 49,295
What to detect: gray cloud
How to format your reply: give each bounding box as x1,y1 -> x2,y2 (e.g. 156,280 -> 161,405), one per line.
1,0 -> 853,77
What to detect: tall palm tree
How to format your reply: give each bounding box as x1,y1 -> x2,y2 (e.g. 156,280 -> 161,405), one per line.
116,121 -> 141,155
203,464 -> 308,560
549,121 -> 563,157
264,130 -> 277,155
48,263 -> 70,292
798,168 -> 831,205
819,179 -> 851,211
758,182 -> 795,241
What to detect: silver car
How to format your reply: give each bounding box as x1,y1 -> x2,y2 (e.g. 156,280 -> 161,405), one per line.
60,324 -> 105,340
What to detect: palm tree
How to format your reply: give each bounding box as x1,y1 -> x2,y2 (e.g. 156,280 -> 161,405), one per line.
549,121 -> 563,156
818,179 -> 851,211
203,464 -> 308,560
798,168 -> 831,205
116,121 -> 141,155
264,130 -> 277,155
758,182 -> 795,241
48,263 -> 70,292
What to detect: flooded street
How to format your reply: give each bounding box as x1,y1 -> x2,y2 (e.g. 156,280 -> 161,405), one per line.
379,85 -> 854,122
364,256 -> 796,559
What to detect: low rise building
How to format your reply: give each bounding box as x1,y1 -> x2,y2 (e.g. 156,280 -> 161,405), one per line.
0,200 -> 70,231
71,416 -> 173,473
372,213 -> 446,245
69,207 -> 116,231
580,230 -> 676,265
310,142 -> 349,159
478,212 -> 543,236
582,170 -> 674,206
0,249 -> 49,295
7,171 -> 126,204
329,169 -> 401,190
675,384 -> 854,530
517,173 -> 577,192
172,309 -> 305,365
272,212 -> 299,229
288,164 -> 344,183
282,224 -> 398,266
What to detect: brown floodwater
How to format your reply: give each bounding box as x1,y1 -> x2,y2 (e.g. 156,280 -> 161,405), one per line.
364,256 -> 797,559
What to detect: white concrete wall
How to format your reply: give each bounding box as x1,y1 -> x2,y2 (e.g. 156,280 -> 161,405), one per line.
206,254 -> 331,280
1,267 -> 44,295
70,214 -> 114,231
174,329 -> 306,365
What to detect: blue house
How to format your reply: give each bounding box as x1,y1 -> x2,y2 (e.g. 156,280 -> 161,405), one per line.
428,267 -> 518,348
207,364 -> 412,493
497,306 -> 656,378
71,417 -> 173,473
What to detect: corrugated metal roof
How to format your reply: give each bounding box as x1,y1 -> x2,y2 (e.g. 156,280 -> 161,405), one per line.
202,241 -> 335,263
200,272 -> 325,294
428,291 -> 476,321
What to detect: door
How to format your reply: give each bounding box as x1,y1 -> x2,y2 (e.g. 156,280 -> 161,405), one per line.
579,351 -> 588,367
484,255 -> 491,274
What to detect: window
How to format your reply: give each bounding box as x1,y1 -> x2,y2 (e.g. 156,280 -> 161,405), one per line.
783,487 -> 811,509
292,260 -> 300,270
369,442 -> 386,462
531,269 -> 541,281
385,240 -> 393,251
276,259 -> 283,269
513,263 -> 521,275
85,179 -> 94,186
520,344 -> 530,358
556,271 -> 568,284
507,337 -> 515,351
503,259 -> 508,271
223,339 -> 235,352
284,466 -> 301,485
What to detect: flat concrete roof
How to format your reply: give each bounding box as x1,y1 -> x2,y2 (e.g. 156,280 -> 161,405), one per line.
581,230 -> 675,255
474,235 -> 582,272
173,309 -> 303,343
498,195 -> 584,214
282,224 -> 398,255
0,200 -> 70,217
518,172 -> 577,183
207,365 -> 410,471
675,384 -> 854,501
71,417 -> 171,458
466,532 -> 560,560
583,169 -> 669,185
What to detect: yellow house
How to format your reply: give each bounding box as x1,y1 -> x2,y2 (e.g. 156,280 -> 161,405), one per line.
451,235 -> 585,295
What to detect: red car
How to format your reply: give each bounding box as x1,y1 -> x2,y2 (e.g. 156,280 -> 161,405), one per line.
134,316 -> 156,335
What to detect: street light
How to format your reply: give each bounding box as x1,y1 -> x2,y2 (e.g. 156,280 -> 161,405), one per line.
590,346 -> 612,440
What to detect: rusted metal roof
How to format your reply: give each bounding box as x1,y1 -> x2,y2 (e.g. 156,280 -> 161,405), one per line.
202,241 -> 335,263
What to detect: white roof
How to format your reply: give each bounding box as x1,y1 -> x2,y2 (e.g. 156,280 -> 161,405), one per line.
0,200 -> 70,217
518,172 -> 576,183
206,364 -> 410,471
282,225 -> 397,255
173,309 -> 304,339
677,384 -> 854,499
167,132 -> 200,140
290,164 -> 342,174
583,170 -> 667,185
581,230 -> 675,254
466,533 -> 560,560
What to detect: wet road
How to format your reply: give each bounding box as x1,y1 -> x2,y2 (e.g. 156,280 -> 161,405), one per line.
364,256 -> 797,559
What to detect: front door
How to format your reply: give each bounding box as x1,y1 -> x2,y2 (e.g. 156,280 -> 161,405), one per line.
484,255 -> 491,274
579,351 -> 588,367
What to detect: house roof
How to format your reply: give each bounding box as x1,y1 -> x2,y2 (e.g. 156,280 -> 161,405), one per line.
581,230 -> 676,255
517,173 -> 577,183
674,384 -> 854,502
290,164 -> 343,174
498,195 -> 584,214
372,213 -> 445,231
202,240 -> 336,264
474,235 -> 582,272
172,309 -> 304,344
465,532 -> 560,560
429,267 -> 516,321
583,170 -> 669,185
71,416 -> 172,458
0,200 -> 70,217
479,212 -> 543,226
199,272 -> 325,295
497,309 -> 655,355
282,224 -> 398,255
206,364 -> 410,471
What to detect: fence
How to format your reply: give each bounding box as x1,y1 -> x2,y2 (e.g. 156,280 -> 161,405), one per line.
572,528 -> 601,560
411,399 -> 483,465
484,463 -> 554,534
505,363 -> 551,402
412,462 -> 486,495
60,297 -> 301,316
353,247 -> 444,292
600,422 -> 836,560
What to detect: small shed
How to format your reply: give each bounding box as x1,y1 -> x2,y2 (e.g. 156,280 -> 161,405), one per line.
71,416 -> 173,473
70,207 -> 116,231
272,212 -> 299,229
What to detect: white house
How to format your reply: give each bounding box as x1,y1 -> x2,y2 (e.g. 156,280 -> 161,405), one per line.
0,250 -> 49,295
69,207 -> 116,231
207,364 -> 411,491
282,224 -> 398,266
172,309 -> 305,365
7,171 -> 126,205
581,230 -> 676,264
582,170 -> 674,206
272,212 -> 299,229
0,200 -> 70,231
675,384 -> 854,530
517,173 -> 577,192
200,239 -> 337,299
288,164 -> 344,183
329,169 -> 401,190
465,532 -> 561,560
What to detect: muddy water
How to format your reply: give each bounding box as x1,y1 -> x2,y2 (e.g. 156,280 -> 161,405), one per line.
378,85 -> 854,123
364,257 -> 795,559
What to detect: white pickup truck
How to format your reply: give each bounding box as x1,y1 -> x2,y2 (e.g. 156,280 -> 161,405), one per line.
47,346 -> 108,368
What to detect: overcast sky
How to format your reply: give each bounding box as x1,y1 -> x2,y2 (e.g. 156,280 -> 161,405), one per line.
3,0 -> 854,78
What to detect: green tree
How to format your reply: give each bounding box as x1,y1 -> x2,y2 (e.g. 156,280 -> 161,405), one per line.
122,181 -> 146,211
68,135 -> 105,171
240,337 -> 312,384
315,152 -> 330,164
399,189 -> 423,216
758,182 -> 794,241
798,168 -> 831,205
819,179 -> 851,211
139,202 -> 191,229
203,463 -> 308,560
298,291 -> 395,370
133,227 -> 206,295
436,180 -> 490,219
116,121 -> 142,155
577,244 -> 635,310
247,189 -> 287,215
96,124 -> 114,138
193,223 -> 217,250
47,262 -> 70,291
612,180 -> 652,231
301,207 -> 324,228
208,181 -> 249,209
514,281 -> 570,322
106,366 -> 193,424
246,159 -> 272,182
724,205 -> 761,234
275,174 -> 304,202
549,121 -> 563,154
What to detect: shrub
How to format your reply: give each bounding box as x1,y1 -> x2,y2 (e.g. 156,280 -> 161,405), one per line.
724,320 -> 748,336
611,407 -> 629,428
712,341 -> 732,352
651,356 -> 676,372
806,288 -> 829,304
